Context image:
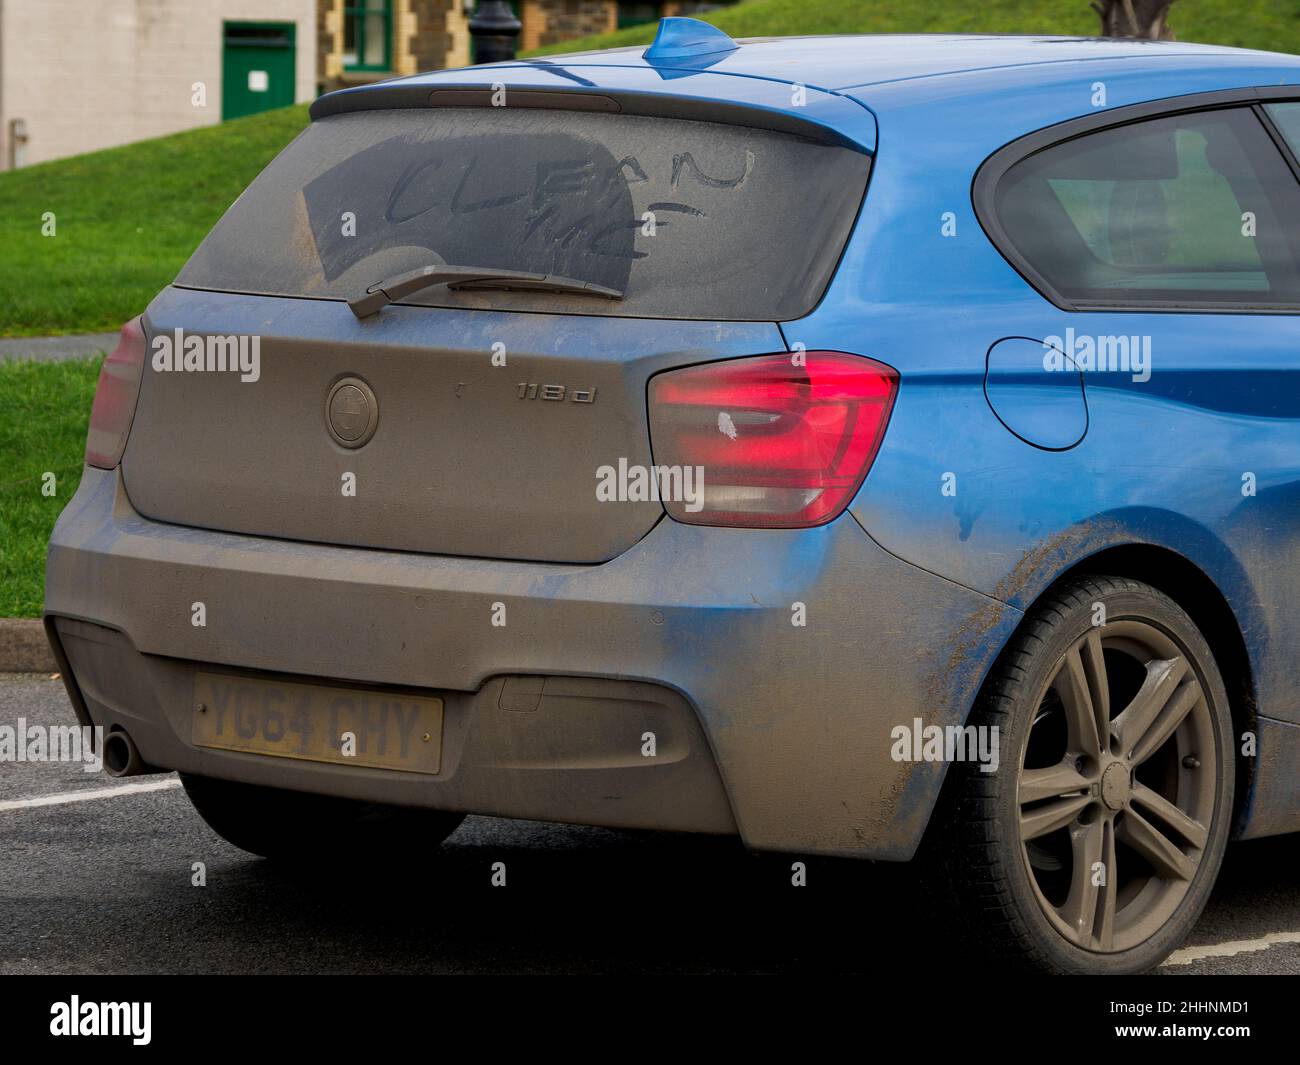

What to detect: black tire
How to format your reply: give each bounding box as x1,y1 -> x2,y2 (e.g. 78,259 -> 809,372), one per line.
181,774 -> 466,863
926,575 -> 1235,974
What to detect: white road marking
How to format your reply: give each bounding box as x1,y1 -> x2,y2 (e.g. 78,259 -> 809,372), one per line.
0,778 -> 181,812
1162,931 -> 1300,967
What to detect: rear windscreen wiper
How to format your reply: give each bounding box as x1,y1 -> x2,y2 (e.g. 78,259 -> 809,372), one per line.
349,264 -> 624,318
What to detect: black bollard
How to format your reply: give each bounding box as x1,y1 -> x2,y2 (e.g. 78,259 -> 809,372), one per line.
469,1 -> 523,65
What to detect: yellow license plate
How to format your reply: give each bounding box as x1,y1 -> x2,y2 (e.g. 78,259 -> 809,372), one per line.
191,672 -> 443,774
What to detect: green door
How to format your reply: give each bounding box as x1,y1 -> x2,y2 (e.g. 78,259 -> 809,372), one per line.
222,22 -> 296,121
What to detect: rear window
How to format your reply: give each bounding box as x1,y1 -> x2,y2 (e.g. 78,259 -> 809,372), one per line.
176,107 -> 871,321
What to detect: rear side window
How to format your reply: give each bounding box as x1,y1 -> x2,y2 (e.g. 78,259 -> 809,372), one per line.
176,107 -> 871,321
1264,101 -> 1300,158
992,108 -> 1300,308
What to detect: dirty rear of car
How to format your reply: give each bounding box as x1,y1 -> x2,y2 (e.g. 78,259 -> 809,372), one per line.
46,54 -> 988,861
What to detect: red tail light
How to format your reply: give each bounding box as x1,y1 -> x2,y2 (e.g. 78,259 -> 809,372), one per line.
648,351 -> 898,528
86,317 -> 146,469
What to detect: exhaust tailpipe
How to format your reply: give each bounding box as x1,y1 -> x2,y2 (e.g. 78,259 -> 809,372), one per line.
103,729 -> 144,778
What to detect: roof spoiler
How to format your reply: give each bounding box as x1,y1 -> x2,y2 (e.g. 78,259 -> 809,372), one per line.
310,82 -> 865,152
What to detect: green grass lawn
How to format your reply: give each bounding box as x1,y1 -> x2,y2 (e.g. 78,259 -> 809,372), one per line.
0,357 -> 102,617
0,105 -> 309,339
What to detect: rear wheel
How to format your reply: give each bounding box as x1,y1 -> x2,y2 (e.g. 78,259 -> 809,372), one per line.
930,576 -> 1234,974
181,774 -> 466,863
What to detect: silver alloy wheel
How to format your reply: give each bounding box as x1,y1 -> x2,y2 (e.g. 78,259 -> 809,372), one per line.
1017,619 -> 1217,953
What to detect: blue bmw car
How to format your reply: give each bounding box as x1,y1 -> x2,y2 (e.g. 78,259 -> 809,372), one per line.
46,20 -> 1300,974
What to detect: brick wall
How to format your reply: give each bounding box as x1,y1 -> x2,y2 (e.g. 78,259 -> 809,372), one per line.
406,0 -> 454,74
318,0 -> 342,89
522,0 -> 616,52
319,0 -> 470,90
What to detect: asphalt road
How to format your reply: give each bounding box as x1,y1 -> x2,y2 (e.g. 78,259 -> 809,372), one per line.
2,672 -> 1298,975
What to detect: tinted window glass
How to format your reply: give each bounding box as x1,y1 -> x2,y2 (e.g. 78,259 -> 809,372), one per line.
1264,101 -> 1300,159
176,108 -> 871,321
994,108 -> 1300,306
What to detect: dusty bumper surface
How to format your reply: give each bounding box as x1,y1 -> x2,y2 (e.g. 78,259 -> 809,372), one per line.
46,466 -> 1020,858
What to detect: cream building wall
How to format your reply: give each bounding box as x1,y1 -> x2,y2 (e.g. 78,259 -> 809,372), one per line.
0,0 -> 316,170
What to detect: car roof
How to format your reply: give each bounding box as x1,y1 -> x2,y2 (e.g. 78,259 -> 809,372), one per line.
395,33 -> 1300,96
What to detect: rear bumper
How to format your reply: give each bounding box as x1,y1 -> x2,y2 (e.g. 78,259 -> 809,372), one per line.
45,466 -> 1021,859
